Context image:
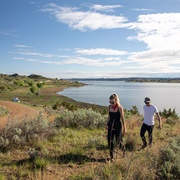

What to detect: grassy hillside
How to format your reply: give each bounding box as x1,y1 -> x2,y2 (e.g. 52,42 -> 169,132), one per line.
0,74 -> 179,179
0,105 -> 179,179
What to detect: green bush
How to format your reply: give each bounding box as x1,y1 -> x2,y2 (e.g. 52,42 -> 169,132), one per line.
33,157 -> 49,170
53,101 -> 77,111
165,118 -> 178,125
160,108 -> 179,119
30,86 -> 38,94
55,108 -> 107,129
36,82 -> 43,89
158,135 -> 180,179
130,105 -> 140,116
61,101 -> 77,111
124,106 -> 140,119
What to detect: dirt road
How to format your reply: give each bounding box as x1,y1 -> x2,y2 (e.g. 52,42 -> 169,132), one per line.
0,100 -> 38,127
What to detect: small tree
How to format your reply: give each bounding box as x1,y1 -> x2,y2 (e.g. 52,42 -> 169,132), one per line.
130,105 -> 140,115
37,82 -> 43,89
30,86 -> 37,94
27,81 -> 34,87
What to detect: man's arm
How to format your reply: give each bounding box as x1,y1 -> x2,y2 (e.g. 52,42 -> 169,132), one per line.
156,112 -> 162,129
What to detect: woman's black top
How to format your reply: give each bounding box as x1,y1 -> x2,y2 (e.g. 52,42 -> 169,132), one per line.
107,106 -> 122,129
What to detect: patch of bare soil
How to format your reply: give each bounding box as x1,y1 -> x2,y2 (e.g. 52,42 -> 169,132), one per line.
0,100 -> 38,128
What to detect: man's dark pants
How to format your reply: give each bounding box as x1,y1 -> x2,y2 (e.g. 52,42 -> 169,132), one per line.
140,123 -> 154,146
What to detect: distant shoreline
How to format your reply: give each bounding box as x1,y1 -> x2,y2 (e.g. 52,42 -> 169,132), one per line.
70,77 -> 180,83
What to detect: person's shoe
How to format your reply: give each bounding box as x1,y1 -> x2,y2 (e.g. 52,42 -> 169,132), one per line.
149,143 -> 152,148
141,144 -> 147,149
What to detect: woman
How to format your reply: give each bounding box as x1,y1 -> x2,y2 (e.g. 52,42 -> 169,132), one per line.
106,93 -> 127,160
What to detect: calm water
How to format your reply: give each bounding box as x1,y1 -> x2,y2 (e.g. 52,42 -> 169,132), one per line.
58,81 -> 180,115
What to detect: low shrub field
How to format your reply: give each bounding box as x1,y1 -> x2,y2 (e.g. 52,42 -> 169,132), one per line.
0,107 -> 179,179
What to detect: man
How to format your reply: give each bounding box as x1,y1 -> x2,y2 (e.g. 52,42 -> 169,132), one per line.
140,97 -> 162,149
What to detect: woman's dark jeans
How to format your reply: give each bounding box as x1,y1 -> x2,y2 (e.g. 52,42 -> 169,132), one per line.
107,123 -> 123,159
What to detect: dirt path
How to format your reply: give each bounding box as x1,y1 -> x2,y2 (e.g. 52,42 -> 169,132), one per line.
0,100 -> 38,127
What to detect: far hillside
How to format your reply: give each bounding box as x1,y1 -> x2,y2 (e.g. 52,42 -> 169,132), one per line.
0,73 -> 95,109
71,77 -> 180,83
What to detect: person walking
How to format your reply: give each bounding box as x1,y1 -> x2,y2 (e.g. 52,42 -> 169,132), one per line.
140,97 -> 162,149
106,93 -> 127,160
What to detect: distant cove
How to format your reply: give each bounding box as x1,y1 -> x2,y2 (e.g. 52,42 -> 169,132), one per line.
58,81 -> 180,115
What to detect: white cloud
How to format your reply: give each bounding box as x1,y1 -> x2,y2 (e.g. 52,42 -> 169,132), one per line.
90,4 -> 123,12
129,50 -> 180,63
13,57 -> 39,62
11,51 -> 56,58
12,8 -> 180,77
75,48 -> 128,55
132,8 -> 153,12
42,3 -> 129,31
14,44 -> 32,48
128,49 -> 180,74
128,13 -> 180,51
126,13 -> 180,74
13,55 -> 124,67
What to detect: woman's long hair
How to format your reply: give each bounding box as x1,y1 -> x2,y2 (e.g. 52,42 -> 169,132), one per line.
109,93 -> 120,106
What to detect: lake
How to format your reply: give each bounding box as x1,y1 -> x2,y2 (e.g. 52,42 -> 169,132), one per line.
57,81 -> 180,115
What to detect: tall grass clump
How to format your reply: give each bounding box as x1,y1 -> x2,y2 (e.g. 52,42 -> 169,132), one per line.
157,135 -> 180,179
70,163 -> 123,180
0,105 -> 9,117
0,112 -> 57,152
55,108 -> 107,129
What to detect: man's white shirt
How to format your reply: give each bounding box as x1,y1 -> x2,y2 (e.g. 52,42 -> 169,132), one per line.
143,105 -> 158,126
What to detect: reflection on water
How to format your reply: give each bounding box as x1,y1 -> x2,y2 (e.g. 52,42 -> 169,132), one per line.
58,81 -> 180,115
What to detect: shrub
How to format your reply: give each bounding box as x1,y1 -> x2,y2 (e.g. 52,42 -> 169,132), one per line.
0,86 -> 7,91
54,108 -> 107,129
124,106 -> 140,119
44,105 -> 55,116
0,113 -> 57,152
165,118 -> 177,125
91,163 -> 123,180
87,136 -> 104,148
36,82 -> 43,89
33,157 -> 49,170
0,105 -> 9,117
159,108 -> 179,119
30,86 -> 37,94
130,105 -> 140,116
158,135 -> 180,179
53,101 -> 77,111
124,133 -> 137,151
61,101 -> 78,111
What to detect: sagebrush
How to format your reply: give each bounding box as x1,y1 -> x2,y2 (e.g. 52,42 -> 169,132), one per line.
55,108 -> 107,129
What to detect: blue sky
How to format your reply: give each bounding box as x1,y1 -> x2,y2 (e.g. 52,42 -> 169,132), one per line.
0,0 -> 180,78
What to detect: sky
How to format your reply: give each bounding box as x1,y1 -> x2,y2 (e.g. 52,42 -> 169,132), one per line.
0,0 -> 180,79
